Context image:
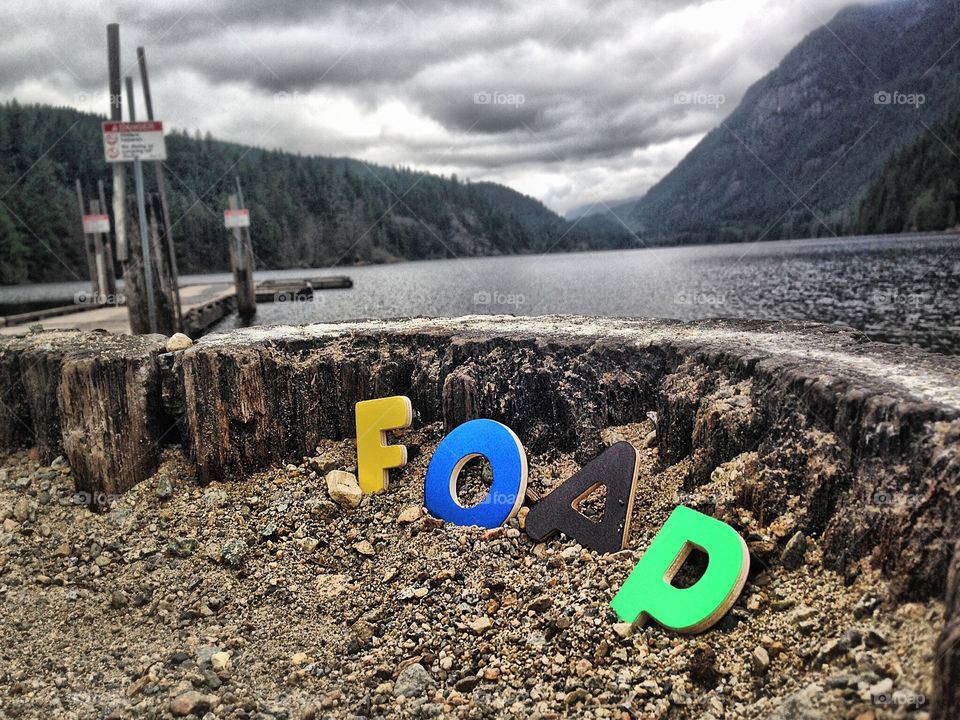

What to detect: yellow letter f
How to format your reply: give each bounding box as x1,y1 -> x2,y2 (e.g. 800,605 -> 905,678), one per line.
355,396 -> 413,494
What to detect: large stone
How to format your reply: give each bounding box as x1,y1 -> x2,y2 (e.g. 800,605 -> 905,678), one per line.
169,691 -> 216,717
394,663 -> 435,697
165,333 -> 193,352
326,470 -> 362,509
781,532 -> 808,570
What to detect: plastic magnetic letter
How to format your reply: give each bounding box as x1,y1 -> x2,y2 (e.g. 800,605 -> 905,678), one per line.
424,419 -> 527,528
610,505 -> 749,633
355,396 -> 413,494
524,442 -> 640,554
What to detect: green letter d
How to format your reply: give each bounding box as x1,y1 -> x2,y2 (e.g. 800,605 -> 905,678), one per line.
610,505 -> 750,633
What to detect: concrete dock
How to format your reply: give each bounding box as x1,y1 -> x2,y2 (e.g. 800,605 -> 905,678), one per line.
0,283 -> 236,336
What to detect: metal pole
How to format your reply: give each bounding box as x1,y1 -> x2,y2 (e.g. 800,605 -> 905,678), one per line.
126,75 -> 158,334
138,46 -> 182,330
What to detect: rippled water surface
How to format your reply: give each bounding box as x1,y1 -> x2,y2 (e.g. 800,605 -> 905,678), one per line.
3,234 -> 958,353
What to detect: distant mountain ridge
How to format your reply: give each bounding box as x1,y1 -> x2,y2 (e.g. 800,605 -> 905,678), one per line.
0,103 -> 633,284
611,0 -> 960,244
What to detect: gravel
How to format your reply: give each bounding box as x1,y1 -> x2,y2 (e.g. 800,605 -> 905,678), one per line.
0,419 -> 940,719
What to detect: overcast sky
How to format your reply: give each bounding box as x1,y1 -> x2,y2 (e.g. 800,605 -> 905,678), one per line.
1,0 -> 868,215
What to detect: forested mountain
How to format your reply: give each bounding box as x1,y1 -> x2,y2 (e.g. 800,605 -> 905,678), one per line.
0,102 -> 633,284
856,107 -> 960,233
610,0 -> 960,244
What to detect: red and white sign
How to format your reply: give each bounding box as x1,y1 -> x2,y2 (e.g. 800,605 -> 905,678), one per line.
101,121 -> 167,162
224,208 -> 250,228
82,214 -> 110,234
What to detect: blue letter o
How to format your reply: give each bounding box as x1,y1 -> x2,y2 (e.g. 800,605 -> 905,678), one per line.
424,419 -> 527,528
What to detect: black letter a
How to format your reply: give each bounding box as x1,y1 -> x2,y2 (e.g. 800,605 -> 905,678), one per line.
525,442 -> 640,554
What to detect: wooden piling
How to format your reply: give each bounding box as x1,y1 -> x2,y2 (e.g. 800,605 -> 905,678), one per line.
96,179 -> 118,295
106,24 -> 127,263
123,192 -> 179,335
228,193 -> 256,320
75,180 -> 100,296
88,199 -> 110,298
137,46 -> 182,330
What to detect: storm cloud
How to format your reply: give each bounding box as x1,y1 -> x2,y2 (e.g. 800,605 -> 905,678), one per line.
0,0 -> 871,213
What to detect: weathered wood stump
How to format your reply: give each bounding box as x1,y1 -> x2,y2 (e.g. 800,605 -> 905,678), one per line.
934,546 -> 960,719
0,330 -> 87,462
169,317 -> 960,604
58,333 -> 169,509
0,329 -> 169,509
4,316 -> 960,715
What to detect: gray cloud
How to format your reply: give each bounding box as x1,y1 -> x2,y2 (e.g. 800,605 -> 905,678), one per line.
0,0 -> 872,212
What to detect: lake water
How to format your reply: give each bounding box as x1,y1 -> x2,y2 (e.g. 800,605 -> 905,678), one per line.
3,234 -> 958,354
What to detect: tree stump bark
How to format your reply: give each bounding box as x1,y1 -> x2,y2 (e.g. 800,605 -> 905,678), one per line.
934,545 -> 960,719
57,333 -> 168,509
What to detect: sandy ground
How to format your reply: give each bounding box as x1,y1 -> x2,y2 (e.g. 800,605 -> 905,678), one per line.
0,421 -> 939,719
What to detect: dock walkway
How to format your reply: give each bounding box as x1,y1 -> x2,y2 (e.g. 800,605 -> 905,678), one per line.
0,283 -> 235,336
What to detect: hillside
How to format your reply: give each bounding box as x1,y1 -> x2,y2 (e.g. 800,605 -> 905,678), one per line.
0,103 -> 633,285
856,106 -> 960,233
614,0 -> 960,244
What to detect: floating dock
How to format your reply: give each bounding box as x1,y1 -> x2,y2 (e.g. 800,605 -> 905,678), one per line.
255,275 -> 353,302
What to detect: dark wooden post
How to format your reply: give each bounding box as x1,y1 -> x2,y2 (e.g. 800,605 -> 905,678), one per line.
228,193 -> 256,320
107,24 -> 127,263
97,179 -> 118,295
123,193 -> 178,335
88,199 -> 111,299
75,179 -> 100,296
121,74 -> 178,336
235,176 -> 257,291
137,46 -> 182,330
